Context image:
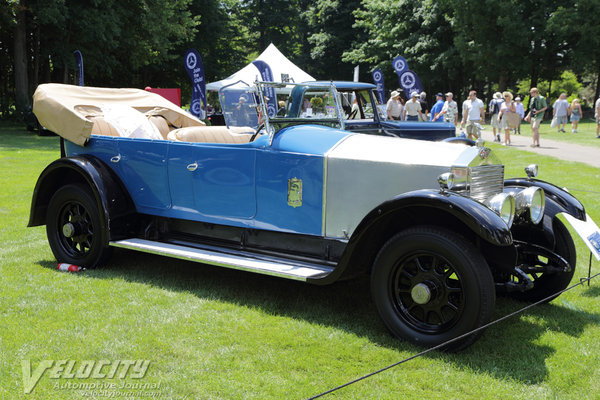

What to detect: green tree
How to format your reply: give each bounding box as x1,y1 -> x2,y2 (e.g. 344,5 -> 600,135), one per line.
237,0 -> 305,55
548,0 -> 600,100
343,0 -> 462,97
302,0 -> 363,80
9,0 -> 197,116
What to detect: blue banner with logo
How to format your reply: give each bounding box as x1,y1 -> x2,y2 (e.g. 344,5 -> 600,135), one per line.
184,49 -> 207,119
392,55 -> 423,98
371,68 -> 385,104
73,50 -> 84,86
251,60 -> 277,117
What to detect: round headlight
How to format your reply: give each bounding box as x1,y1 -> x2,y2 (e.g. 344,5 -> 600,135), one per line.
437,172 -> 455,190
486,193 -> 515,227
525,164 -> 538,178
514,187 -> 545,224
529,188 -> 545,224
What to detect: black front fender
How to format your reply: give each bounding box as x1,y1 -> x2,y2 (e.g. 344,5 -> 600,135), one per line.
505,178 -> 585,221
358,189 -> 513,246
314,189 -> 513,284
28,156 -> 135,239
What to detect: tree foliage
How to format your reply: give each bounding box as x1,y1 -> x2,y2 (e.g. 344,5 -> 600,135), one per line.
1,0 -> 599,118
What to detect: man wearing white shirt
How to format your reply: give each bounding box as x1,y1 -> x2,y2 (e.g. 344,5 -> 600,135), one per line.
514,97 -> 525,134
460,90 -> 485,140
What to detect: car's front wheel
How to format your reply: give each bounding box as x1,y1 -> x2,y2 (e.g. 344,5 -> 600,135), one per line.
46,184 -> 111,268
371,226 -> 495,351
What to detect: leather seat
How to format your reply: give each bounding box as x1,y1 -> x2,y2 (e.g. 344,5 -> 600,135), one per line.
167,126 -> 254,144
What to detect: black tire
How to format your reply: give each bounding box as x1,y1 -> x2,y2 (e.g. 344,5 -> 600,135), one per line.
371,226 -> 495,352
510,219 -> 576,303
46,184 -> 111,268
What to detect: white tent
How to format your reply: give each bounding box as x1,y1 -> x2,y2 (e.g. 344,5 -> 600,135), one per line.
206,43 -> 315,91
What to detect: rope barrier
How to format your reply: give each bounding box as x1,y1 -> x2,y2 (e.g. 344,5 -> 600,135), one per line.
306,268 -> 600,400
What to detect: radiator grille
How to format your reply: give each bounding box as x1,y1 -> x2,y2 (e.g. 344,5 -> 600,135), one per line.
469,164 -> 504,202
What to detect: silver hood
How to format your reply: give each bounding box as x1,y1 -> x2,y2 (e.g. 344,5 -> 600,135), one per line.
323,134 -> 498,238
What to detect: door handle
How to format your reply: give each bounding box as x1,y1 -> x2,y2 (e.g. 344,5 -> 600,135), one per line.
186,162 -> 198,171
110,154 -> 121,163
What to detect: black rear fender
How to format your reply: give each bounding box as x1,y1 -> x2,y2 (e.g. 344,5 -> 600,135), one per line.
28,156 -> 135,240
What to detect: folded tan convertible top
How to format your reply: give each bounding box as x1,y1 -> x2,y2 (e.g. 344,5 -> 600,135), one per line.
33,83 -> 204,146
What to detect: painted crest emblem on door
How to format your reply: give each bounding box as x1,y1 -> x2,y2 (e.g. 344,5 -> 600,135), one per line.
287,178 -> 303,208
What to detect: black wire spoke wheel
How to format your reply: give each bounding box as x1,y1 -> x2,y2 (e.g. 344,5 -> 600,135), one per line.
392,252 -> 464,334
46,184 -> 110,268
510,219 -> 576,303
371,226 -> 495,352
57,201 -> 94,257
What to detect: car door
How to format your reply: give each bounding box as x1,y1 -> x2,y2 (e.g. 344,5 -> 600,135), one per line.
167,141 -> 257,224
112,137 -> 172,211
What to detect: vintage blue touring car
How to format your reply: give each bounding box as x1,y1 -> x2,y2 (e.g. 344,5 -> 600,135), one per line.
29,81 -> 591,351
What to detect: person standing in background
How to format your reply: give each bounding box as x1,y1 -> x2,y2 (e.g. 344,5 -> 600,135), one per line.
569,98 -> 582,133
460,90 -> 485,140
514,96 -> 524,135
437,92 -> 459,125
595,97 -> 600,138
525,87 -> 547,147
404,91 -> 423,121
418,92 -> 429,121
430,93 -> 444,122
386,90 -> 403,120
552,93 -> 569,133
489,92 -> 503,142
497,91 -> 516,146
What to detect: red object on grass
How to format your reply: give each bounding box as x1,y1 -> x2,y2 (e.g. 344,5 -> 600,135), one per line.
144,87 -> 181,107
57,263 -> 84,272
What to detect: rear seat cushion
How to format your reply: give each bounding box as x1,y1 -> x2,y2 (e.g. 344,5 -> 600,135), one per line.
148,115 -> 172,139
167,126 -> 254,144
89,116 -> 120,137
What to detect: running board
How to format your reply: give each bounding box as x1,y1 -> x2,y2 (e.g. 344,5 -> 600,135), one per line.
110,238 -> 334,281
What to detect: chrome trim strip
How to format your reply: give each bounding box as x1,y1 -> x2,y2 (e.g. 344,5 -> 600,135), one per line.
110,238 -> 333,281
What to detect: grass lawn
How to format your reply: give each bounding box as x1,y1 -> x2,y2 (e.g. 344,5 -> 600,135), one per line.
1,121 -> 600,399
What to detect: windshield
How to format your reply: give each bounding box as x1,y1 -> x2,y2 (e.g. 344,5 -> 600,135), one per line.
220,81 -> 346,137
258,82 -> 344,135
219,82 -> 261,129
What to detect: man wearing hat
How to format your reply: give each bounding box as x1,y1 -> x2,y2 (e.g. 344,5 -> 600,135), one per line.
386,90 -> 403,120
514,96 -> 524,134
430,92 -> 445,122
438,92 -> 458,125
403,91 -> 423,121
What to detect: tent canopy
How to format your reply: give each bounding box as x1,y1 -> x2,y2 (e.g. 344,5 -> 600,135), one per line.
206,43 -> 315,91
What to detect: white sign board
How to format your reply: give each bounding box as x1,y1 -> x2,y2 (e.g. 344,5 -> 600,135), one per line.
562,212 -> 600,261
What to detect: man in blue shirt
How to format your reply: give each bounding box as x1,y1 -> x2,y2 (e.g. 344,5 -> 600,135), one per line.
430,93 -> 444,122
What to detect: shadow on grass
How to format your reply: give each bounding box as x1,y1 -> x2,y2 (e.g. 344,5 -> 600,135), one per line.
0,121 -> 60,152
37,247 -> 600,386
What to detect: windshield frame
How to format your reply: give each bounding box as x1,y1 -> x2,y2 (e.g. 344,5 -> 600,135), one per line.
254,81 -> 346,144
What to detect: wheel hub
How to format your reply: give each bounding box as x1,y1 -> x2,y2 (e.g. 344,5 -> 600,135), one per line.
411,282 -> 433,304
62,222 -> 76,238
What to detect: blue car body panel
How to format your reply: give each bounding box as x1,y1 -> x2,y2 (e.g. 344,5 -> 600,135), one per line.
65,126 -> 353,236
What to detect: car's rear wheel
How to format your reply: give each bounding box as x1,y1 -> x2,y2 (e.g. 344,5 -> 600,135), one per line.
510,219 -> 576,303
46,184 -> 111,268
371,226 -> 495,351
